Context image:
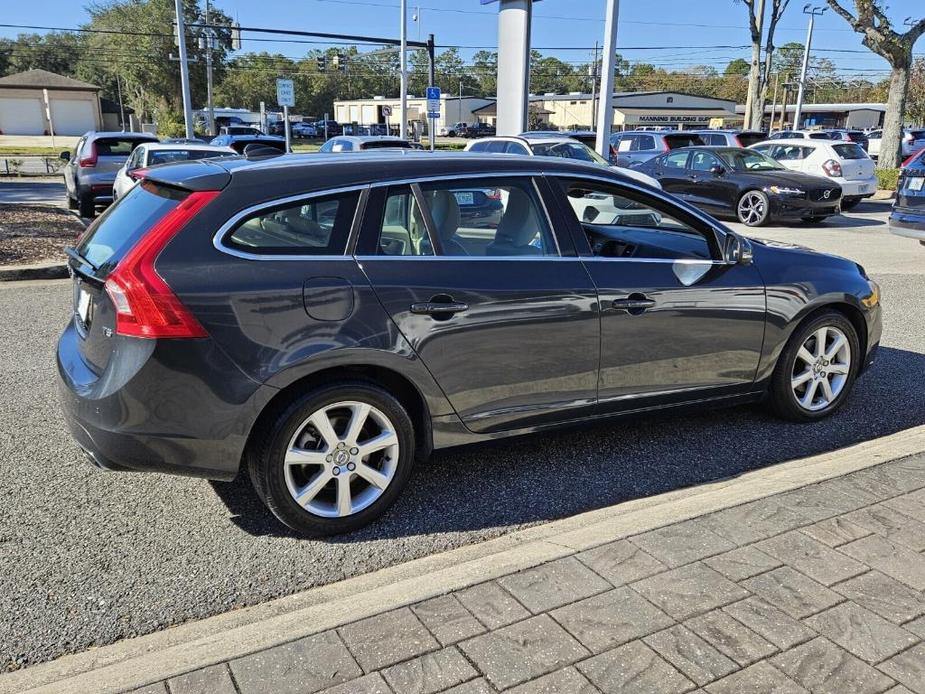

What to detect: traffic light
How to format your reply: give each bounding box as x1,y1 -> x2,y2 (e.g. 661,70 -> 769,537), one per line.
316,55 -> 327,71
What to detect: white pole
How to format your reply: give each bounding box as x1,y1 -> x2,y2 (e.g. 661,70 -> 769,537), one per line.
283,105 -> 291,152
595,0 -> 619,158
174,0 -> 194,138
793,9 -> 817,131
399,0 -> 408,140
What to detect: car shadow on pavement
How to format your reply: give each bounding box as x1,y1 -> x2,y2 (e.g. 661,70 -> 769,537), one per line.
210,346 -> 925,542
821,214 -> 887,229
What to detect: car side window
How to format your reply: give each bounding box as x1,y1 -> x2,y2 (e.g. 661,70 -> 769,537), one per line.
633,135 -> 655,151
690,151 -> 721,171
224,191 -> 359,255
558,179 -> 712,261
663,151 -> 690,169
416,178 -> 558,257
505,142 -> 530,155
377,186 -> 434,256
467,141 -> 489,152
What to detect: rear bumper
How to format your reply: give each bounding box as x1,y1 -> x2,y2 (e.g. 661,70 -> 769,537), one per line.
889,209 -> 925,241
56,321 -> 276,481
839,179 -> 877,198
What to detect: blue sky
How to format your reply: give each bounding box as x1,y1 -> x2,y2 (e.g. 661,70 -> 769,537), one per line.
3,0 -> 923,77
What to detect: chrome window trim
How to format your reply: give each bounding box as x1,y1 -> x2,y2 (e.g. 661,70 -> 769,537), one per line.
212,183 -> 370,261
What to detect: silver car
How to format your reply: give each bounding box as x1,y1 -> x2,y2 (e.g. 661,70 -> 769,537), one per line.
608,130 -> 704,168
61,131 -> 158,217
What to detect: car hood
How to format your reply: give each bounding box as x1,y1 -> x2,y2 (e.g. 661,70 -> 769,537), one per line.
748,235 -> 861,273
733,169 -> 836,189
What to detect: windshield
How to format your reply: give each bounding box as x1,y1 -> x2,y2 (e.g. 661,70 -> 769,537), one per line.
720,149 -> 784,171
531,141 -> 610,167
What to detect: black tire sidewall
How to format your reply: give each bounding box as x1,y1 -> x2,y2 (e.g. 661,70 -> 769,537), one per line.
78,194 -> 94,218
738,190 -> 770,227
769,311 -> 860,422
252,382 -> 416,536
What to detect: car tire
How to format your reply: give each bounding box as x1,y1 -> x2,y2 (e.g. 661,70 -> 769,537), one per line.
249,381 -> 416,536
67,194 -> 78,210
841,197 -> 862,211
77,194 -> 95,218
767,310 -> 859,422
737,190 -> 770,226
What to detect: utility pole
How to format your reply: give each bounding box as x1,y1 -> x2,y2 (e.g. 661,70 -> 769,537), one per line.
116,72 -> 126,131
590,41 -> 599,132
399,0 -> 408,140
768,72 -> 779,132
174,0 -> 194,138
595,0 -> 619,158
793,5 -> 826,131
428,33 -> 436,151
202,0 -> 216,136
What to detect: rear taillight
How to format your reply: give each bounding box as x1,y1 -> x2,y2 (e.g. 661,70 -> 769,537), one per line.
104,190 -> 219,339
485,188 -> 502,201
78,141 -> 97,168
822,159 -> 842,177
609,144 -> 617,158
128,168 -> 149,181
734,136 -> 743,147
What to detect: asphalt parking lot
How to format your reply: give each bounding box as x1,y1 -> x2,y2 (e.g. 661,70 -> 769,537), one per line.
1,200 -> 923,672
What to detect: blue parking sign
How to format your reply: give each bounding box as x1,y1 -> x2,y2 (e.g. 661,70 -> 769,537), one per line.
426,86 -> 441,100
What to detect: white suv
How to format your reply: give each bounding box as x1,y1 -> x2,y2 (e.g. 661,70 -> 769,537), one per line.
750,139 -> 877,210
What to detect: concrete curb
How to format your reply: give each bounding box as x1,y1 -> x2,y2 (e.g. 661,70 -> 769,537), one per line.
5,424 -> 925,694
0,262 -> 68,282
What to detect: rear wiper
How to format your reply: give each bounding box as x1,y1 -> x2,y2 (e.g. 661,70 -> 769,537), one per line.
65,246 -> 98,272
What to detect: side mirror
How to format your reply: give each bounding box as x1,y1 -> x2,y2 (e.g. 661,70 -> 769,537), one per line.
724,234 -> 753,265
59,151 -> 70,162
710,164 -> 725,176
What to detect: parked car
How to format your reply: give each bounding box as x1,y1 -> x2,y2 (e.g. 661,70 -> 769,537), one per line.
58,151 -> 881,535
209,134 -> 290,154
689,130 -> 768,148
112,143 -> 236,200
867,128 -> 925,161
60,131 -> 158,217
867,129 -> 883,159
521,130 -> 599,148
822,129 -> 870,151
440,122 -> 469,137
465,134 -> 661,189
291,122 -> 318,138
750,138 -> 877,210
462,123 -> 496,138
637,146 -> 843,226
890,148 -> 925,244
219,125 -> 263,136
767,130 -> 832,141
313,120 -> 342,138
318,136 -> 414,152
609,130 -> 705,168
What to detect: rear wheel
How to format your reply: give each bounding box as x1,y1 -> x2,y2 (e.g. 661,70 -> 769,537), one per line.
841,197 -> 862,211
737,191 -> 770,226
67,194 -> 78,210
249,382 -> 416,536
768,311 -> 859,422
77,194 -> 94,218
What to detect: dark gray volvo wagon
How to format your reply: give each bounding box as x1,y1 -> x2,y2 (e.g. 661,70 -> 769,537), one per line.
58,152 -> 882,534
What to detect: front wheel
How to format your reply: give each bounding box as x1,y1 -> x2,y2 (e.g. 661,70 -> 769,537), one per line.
249,382 -> 416,536
737,190 -> 770,226
768,311 -> 859,422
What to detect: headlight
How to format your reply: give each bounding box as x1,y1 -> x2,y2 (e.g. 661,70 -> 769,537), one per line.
862,280 -> 880,308
766,185 -> 805,196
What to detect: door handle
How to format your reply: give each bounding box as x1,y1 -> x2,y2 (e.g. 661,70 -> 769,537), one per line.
611,295 -> 656,314
410,300 -> 469,316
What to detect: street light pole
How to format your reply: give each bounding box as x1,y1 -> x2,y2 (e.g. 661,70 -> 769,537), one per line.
204,0 -> 215,136
595,0 -> 619,158
174,0 -> 194,139
793,4 -> 826,131
399,0 -> 408,140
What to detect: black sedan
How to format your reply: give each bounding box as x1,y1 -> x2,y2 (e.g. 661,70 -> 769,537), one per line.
638,146 -> 842,226
58,152 -> 880,535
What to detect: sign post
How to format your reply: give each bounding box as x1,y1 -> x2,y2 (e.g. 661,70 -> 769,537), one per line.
426,85 -> 440,152
276,78 -> 295,152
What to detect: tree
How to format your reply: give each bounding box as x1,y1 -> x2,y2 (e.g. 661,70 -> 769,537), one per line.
3,32 -> 84,76
725,58 -> 751,76
737,0 -> 791,129
826,1 -> 925,168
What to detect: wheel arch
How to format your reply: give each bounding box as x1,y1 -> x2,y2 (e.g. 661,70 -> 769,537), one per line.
243,363 -> 435,474
778,300 -> 869,374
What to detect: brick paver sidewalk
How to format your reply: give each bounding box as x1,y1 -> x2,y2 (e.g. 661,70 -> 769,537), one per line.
141,455 -> 925,694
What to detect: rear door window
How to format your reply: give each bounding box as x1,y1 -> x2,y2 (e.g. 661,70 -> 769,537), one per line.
376,186 -> 433,256
632,135 -> 656,152
76,181 -> 187,276
664,134 -> 702,149
663,151 -> 690,169
832,144 -> 867,160
225,191 -> 360,255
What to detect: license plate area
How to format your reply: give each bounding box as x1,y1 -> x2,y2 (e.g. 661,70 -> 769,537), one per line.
73,279 -> 93,336
453,191 -> 475,206
908,177 -> 924,192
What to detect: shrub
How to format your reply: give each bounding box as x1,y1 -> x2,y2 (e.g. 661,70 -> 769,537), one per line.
876,168 -> 900,192
155,109 -> 186,139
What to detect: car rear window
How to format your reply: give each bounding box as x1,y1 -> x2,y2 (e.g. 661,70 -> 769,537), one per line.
360,140 -> 412,150
833,144 -> 867,160
148,149 -> 226,166
664,134 -> 703,149
736,132 -> 767,147
76,181 -> 187,276
808,133 -> 831,139
94,138 -> 149,156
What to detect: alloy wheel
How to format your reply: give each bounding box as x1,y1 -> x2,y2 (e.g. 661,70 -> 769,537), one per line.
283,401 -> 400,518
737,192 -> 767,226
790,326 -> 852,412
